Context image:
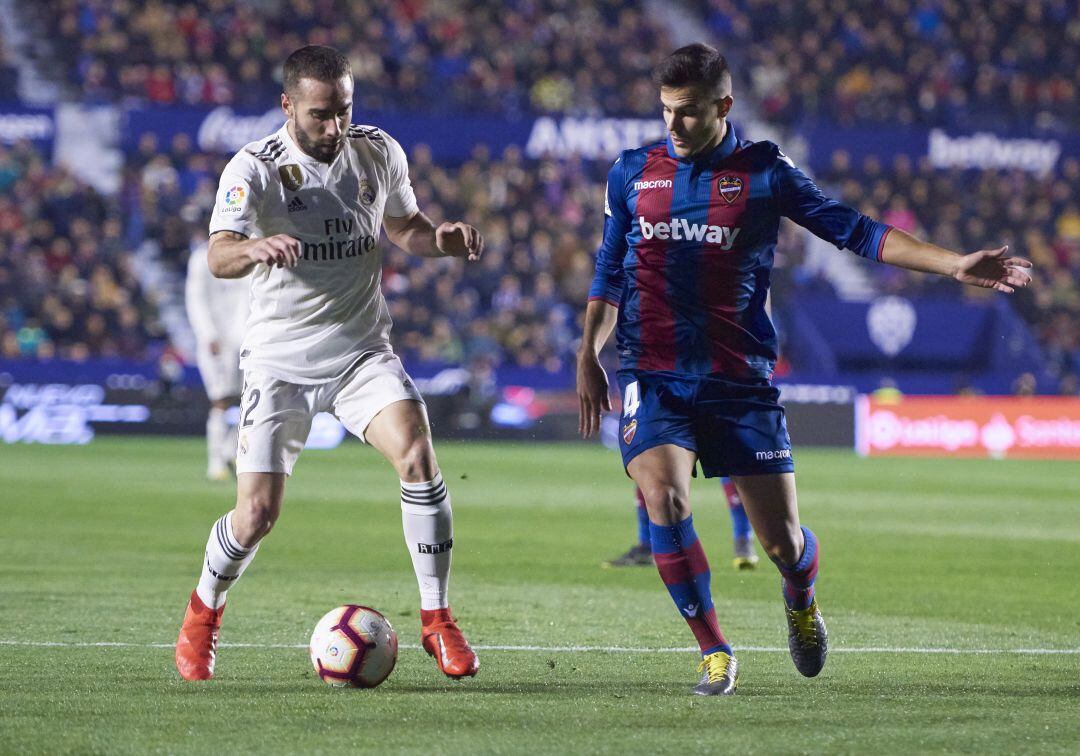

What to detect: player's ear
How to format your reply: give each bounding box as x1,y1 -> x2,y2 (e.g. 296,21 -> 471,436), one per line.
717,95 -> 733,118
281,92 -> 293,119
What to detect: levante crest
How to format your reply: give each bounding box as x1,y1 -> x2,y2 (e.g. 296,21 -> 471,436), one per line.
718,175 -> 743,204
622,419 -> 638,444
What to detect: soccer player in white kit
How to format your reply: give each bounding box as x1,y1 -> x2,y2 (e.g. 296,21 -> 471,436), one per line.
175,45 -> 483,682
185,239 -> 249,481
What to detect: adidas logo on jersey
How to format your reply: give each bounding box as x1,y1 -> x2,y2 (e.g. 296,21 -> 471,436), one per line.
288,196 -> 307,213
638,216 -> 741,250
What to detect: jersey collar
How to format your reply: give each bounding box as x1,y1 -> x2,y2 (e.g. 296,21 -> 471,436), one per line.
665,121 -> 738,164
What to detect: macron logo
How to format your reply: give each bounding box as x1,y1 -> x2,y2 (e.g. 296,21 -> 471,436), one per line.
634,179 -> 673,190
755,449 -> 792,461
639,217 -> 741,250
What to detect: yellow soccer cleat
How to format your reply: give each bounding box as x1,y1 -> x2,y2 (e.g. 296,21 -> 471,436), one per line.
692,650 -> 739,696
732,536 -> 759,571
785,597 -> 828,677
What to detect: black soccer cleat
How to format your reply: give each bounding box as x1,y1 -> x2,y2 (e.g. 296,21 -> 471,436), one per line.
602,543 -> 654,567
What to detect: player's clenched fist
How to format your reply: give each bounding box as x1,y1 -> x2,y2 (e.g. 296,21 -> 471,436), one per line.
435,222 -> 484,261
248,234 -> 302,268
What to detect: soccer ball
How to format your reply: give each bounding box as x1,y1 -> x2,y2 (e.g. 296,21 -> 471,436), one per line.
309,605 -> 398,688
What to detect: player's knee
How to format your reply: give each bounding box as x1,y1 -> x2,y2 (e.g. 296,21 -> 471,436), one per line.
233,494 -> 281,546
396,439 -> 438,483
760,531 -> 801,566
638,482 -> 689,524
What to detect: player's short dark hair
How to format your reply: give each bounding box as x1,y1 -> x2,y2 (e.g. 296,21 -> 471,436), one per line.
283,45 -> 352,95
653,43 -> 731,99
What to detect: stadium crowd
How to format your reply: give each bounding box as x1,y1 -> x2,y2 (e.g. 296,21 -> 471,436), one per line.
701,0 -> 1077,133
21,0 -> 1078,131
30,0 -> 672,116
0,140 -> 163,360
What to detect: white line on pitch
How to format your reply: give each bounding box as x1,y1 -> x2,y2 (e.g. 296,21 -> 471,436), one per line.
1,640 -> 1078,655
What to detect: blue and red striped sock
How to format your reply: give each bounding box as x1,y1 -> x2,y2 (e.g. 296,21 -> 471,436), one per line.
772,526 -> 819,610
634,488 -> 651,550
721,478 -> 752,541
649,515 -> 731,657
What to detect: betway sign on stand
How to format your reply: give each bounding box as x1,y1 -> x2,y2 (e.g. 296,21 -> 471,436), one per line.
856,396 -> 1080,460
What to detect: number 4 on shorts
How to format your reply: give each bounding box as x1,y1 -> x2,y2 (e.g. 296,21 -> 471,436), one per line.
623,381 -> 640,418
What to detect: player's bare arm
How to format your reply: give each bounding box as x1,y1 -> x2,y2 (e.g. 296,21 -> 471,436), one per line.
208,230 -> 301,278
879,228 -> 1033,294
576,299 -> 618,438
383,211 -> 484,261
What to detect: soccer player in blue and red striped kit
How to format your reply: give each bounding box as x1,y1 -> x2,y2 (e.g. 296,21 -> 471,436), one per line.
577,43 -> 1033,695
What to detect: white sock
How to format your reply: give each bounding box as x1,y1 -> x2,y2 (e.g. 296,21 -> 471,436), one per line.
400,473 -> 453,611
207,408 -> 228,473
196,511 -> 259,609
222,420 -> 238,468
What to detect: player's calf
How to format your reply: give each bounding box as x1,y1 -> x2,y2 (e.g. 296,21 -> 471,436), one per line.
770,526 -> 827,676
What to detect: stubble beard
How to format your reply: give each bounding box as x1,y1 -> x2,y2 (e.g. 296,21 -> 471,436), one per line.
295,125 -> 343,164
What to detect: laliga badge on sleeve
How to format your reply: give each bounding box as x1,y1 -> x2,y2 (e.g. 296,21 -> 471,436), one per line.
220,182 -> 249,215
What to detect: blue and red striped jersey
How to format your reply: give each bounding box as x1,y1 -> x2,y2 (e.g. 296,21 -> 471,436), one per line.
589,124 -> 892,380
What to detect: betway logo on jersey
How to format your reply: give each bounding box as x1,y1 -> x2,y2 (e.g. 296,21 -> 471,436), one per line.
634,179 -> 673,190
301,217 -> 377,261
638,217 -> 741,249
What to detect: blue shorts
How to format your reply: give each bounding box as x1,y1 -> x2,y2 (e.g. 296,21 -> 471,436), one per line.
616,370 -> 794,478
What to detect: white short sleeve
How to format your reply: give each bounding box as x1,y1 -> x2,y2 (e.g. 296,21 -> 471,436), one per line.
382,132 -> 419,219
209,153 -> 263,238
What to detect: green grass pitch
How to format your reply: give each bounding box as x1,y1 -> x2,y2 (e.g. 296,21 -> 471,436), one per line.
2,437 -> 1078,754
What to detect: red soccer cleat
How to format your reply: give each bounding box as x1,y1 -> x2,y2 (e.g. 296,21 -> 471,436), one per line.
175,590 -> 226,681
420,608 -> 479,679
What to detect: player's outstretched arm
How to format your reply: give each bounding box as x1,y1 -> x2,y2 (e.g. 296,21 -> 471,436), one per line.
384,211 -> 483,261
577,299 -> 618,438
208,230 -> 301,279
879,228 -> 1033,294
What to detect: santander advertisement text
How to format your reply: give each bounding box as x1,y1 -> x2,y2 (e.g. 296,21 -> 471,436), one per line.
856,396 -> 1080,459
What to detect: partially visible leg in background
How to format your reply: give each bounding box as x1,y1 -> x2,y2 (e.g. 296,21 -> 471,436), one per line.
722,476 -> 758,570
604,486 -> 655,567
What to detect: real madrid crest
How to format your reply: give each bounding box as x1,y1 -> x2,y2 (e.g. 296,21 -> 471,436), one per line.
359,177 -> 376,205
279,164 -> 304,191
718,175 -> 743,204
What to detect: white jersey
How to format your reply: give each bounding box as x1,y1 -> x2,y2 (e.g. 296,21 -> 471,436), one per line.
185,242 -> 249,352
209,123 -> 419,384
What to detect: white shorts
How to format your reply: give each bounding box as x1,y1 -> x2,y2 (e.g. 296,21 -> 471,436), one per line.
196,344 -> 244,401
235,352 -> 424,475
